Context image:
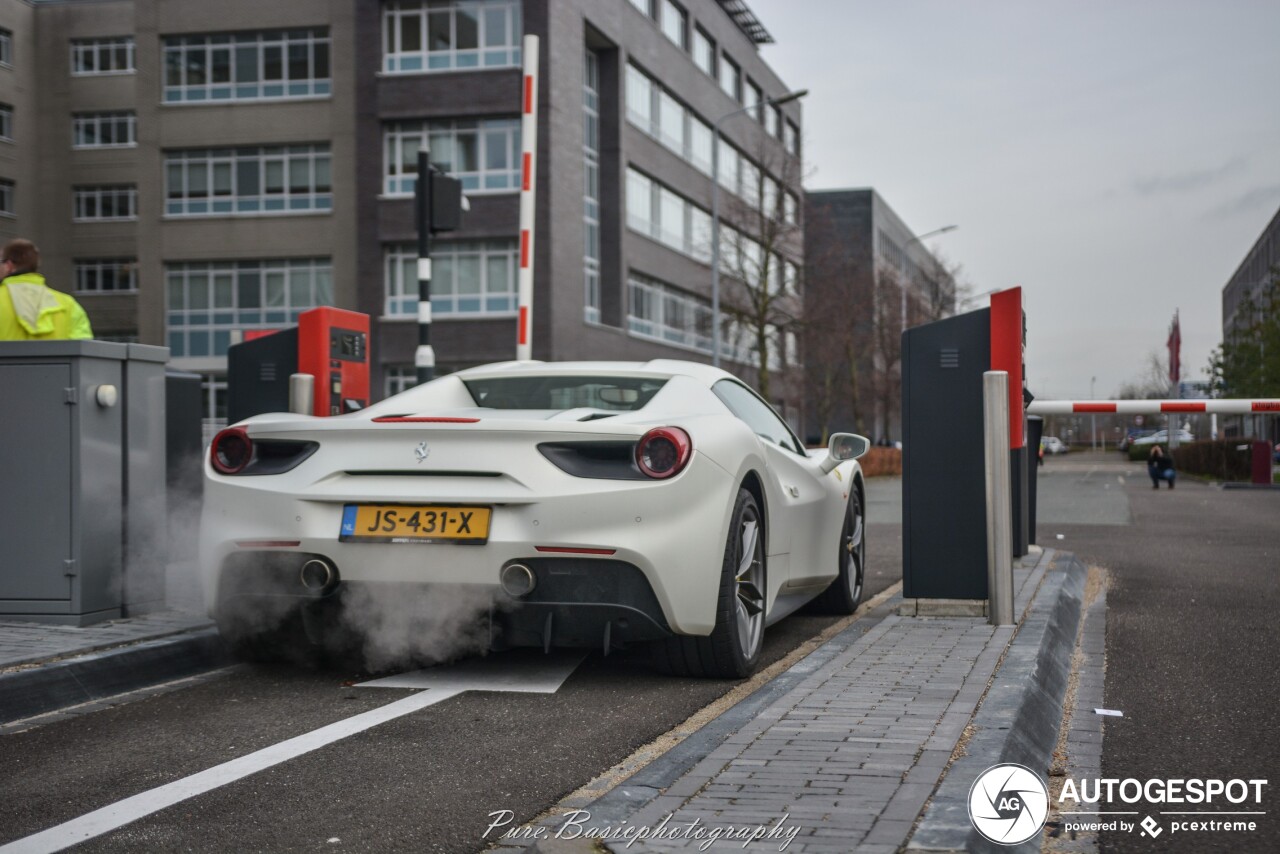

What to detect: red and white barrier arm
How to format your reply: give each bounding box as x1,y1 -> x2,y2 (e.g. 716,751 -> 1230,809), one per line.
1027,400 -> 1280,416
515,34 -> 539,362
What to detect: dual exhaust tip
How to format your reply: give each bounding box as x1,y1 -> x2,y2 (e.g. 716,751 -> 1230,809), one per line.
300,557 -> 536,599
300,558 -> 337,592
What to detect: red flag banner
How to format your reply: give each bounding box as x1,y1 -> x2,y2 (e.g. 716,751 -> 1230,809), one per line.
1167,311 -> 1181,386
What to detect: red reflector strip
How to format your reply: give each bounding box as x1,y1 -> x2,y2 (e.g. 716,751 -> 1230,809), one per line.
535,546 -> 617,556
1254,402 -> 1280,412
236,540 -> 301,548
1073,403 -> 1116,413
518,307 -> 529,346
520,229 -> 531,268
524,75 -> 535,113
1161,402 -> 1205,412
372,416 -> 481,423
522,152 -> 532,191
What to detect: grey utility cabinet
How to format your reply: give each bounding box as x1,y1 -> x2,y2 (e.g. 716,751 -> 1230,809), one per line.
0,341 -> 169,625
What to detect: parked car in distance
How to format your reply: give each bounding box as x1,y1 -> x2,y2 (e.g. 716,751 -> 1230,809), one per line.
1042,436 -> 1068,455
1131,429 -> 1194,447
1118,429 -> 1155,452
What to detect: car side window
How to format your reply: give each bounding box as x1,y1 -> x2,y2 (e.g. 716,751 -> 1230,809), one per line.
712,380 -> 804,455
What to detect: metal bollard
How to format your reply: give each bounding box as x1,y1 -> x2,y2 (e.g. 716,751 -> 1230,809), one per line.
289,373 -> 315,416
984,371 -> 1014,625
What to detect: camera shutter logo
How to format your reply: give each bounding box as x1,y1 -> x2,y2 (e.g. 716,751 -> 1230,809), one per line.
968,763 -> 1050,845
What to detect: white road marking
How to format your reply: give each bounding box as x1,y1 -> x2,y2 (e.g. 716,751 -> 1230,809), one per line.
1,653 -> 585,854
358,651 -> 586,692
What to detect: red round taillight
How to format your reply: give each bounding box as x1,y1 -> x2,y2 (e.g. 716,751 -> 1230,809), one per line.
211,427 -> 253,475
636,427 -> 692,479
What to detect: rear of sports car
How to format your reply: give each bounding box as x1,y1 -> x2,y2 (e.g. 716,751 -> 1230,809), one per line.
199,390 -> 737,660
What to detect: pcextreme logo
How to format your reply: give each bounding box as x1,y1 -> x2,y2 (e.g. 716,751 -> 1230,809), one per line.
968,763 -> 1050,845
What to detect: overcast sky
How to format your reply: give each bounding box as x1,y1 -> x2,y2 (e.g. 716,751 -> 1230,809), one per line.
750,0 -> 1280,401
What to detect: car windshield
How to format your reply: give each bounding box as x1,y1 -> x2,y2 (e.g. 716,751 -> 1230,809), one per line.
462,375 -> 667,411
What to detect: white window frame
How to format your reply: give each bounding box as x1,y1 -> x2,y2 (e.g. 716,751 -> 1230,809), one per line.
382,0 -> 521,74
163,30 -> 331,104
383,240 -> 518,318
164,145 -> 332,217
383,118 -> 520,196
0,28 -> 12,67
628,272 -> 714,354
72,112 -> 137,149
73,186 -> 137,221
71,37 -> 136,76
165,258 -> 334,358
719,54 -> 740,102
692,27 -> 714,77
660,0 -> 687,50
74,258 -> 138,293
584,48 -> 601,324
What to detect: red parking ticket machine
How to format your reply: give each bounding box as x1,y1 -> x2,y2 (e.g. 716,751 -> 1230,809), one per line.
227,307 -> 370,422
299,307 -> 370,416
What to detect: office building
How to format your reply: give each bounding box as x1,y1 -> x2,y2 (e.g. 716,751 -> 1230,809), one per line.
803,188 -> 956,443
0,0 -> 805,433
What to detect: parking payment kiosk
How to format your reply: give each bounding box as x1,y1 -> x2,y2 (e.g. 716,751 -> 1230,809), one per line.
227,307 -> 370,423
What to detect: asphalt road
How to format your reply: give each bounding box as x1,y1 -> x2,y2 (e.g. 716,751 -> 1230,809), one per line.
0,481 -> 904,853
1036,452 -> 1279,853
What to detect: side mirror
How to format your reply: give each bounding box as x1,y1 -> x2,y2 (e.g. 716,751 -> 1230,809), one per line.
820,432 -> 870,474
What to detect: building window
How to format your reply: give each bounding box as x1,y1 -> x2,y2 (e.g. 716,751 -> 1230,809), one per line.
164,145 -> 332,216
785,120 -> 799,156
692,27 -> 714,77
628,273 -> 713,354
71,37 -> 136,75
783,191 -> 798,226
627,0 -> 652,16
626,167 -> 712,264
163,30 -> 331,103
382,0 -> 521,74
75,259 -> 138,292
660,1 -> 686,49
747,80 -> 763,122
73,112 -> 136,149
384,118 -> 519,195
0,28 -> 12,66
584,48 -> 601,324
383,365 -> 419,399
718,55 -> 740,102
166,258 -> 333,358
626,63 -> 713,177
73,186 -> 137,221
384,240 -> 517,317
0,179 -> 13,217
0,104 -> 11,141
770,104 -> 782,139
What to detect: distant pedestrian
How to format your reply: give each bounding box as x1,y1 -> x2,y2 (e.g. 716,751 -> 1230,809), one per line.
0,239 -> 93,341
1147,445 -> 1175,489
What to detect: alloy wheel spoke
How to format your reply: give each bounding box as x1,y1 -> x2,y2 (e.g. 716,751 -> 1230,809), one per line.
738,519 -> 759,578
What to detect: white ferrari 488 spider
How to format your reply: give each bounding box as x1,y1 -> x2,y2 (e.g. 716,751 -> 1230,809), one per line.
199,360 -> 870,678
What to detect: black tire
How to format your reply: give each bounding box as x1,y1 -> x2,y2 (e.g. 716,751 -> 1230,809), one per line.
652,487 -> 766,679
810,485 -> 866,615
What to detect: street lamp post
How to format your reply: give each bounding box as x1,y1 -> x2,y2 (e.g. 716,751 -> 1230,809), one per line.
711,88 -> 807,369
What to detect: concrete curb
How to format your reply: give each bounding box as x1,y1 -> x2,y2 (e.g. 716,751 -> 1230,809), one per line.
0,628 -> 231,725
908,553 -> 1087,853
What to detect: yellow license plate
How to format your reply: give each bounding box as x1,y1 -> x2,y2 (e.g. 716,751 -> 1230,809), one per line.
339,504 -> 491,543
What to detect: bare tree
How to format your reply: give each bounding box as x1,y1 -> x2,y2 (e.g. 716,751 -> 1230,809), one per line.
1114,351 -> 1171,399
717,135 -> 805,404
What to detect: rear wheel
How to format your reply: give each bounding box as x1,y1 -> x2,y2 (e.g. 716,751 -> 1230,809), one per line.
652,487 -> 765,678
811,487 -> 866,615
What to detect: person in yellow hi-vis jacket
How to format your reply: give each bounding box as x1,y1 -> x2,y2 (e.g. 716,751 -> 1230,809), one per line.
0,238 -> 93,341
